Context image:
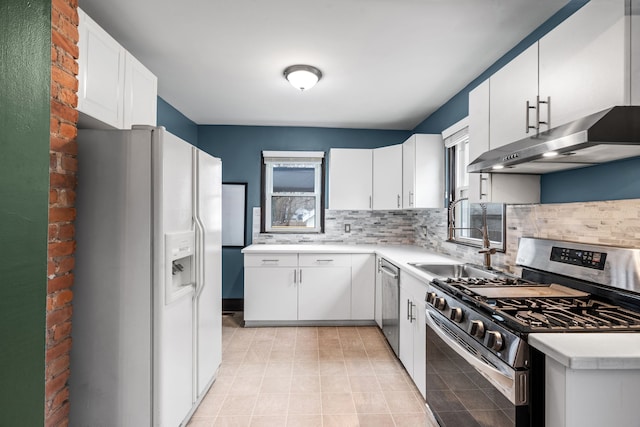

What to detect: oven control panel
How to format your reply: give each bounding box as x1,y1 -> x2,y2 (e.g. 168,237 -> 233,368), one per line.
550,246 -> 607,270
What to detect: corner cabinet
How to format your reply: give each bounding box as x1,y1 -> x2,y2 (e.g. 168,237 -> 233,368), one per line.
78,8 -> 157,129
398,272 -> 426,399
243,252 -> 376,326
402,134 -> 444,209
328,149 -> 373,210
372,144 -> 403,210
468,80 -> 540,204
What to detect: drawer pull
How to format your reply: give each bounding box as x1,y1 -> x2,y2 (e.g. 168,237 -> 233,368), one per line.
261,259 -> 279,264
315,259 -> 334,263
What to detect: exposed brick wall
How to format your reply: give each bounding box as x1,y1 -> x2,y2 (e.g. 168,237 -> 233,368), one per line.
47,0 -> 78,425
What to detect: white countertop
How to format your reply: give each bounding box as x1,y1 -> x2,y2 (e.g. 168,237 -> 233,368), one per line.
529,333 -> 640,370
242,243 -> 464,283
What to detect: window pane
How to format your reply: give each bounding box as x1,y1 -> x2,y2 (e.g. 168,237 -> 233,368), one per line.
273,167 -> 316,193
468,203 -> 504,243
270,196 -> 316,228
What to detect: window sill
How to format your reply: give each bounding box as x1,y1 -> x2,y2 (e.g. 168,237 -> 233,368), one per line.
446,238 -> 506,253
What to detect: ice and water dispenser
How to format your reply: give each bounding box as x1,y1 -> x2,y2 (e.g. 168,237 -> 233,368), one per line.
165,231 -> 196,304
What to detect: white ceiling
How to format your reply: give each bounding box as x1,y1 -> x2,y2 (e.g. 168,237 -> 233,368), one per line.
78,0 -> 569,130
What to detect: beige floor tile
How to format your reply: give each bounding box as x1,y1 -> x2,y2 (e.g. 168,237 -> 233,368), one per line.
248,415 -> 287,427
345,359 -> 374,376
223,350 -> 248,363
235,363 -> 267,378
269,349 -> 295,362
296,327 -> 318,339
213,415 -> 252,427
289,375 -> 321,393
286,414 -> 323,427
252,393 -> 290,416
357,413 -> 396,426
260,376 -> 291,394
317,327 -> 339,339
370,360 -> 404,375
376,373 -> 414,391
352,392 -> 390,414
322,414 -> 360,427
218,395 -> 258,417
342,349 -> 368,360
292,360 -> 320,376
253,328 -> 277,340
193,393 -> 225,417
287,392 -> 322,415
319,348 -> 344,360
392,412 -> 430,427
294,348 -> 320,360
217,362 -> 241,378
383,390 -> 426,414
244,348 -> 271,363
366,349 -> 395,361
264,361 -> 293,377
348,375 -> 381,393
319,361 -> 347,376
229,376 -> 262,395
208,376 -> 234,395
320,375 -> 351,393
321,392 -> 356,415
318,337 -> 341,349
187,418 -> 214,427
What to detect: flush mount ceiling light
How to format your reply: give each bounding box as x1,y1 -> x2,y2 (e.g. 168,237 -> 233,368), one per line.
283,65 -> 322,91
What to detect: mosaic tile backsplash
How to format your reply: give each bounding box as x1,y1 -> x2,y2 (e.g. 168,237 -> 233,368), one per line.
253,199 -> 640,274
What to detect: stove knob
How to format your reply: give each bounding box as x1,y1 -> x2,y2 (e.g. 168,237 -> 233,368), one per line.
486,331 -> 504,352
469,320 -> 485,338
426,292 -> 437,305
449,307 -> 463,323
434,297 -> 447,311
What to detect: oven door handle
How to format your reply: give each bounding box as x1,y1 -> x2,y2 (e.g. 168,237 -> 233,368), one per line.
426,308 -> 521,404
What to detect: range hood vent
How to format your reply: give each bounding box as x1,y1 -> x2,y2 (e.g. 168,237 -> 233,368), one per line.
467,106 -> 640,174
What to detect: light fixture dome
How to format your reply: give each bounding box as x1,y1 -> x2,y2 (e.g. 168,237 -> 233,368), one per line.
283,65 -> 322,91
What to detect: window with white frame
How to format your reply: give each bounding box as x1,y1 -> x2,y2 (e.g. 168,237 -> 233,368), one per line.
443,120 -> 505,250
262,151 -> 324,233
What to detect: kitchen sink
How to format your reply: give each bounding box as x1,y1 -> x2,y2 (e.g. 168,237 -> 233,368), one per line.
407,262 -> 499,278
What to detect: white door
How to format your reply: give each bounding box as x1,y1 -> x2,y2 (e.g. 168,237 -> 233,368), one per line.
398,285 -> 413,375
195,150 -> 222,398
329,148 -> 373,210
372,144 -> 403,210
155,129 -> 194,426
402,137 -> 416,209
298,267 -> 352,320
244,267 -> 298,321
123,52 -> 158,128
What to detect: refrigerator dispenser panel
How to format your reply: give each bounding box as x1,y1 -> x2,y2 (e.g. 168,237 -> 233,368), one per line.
166,231 -> 196,304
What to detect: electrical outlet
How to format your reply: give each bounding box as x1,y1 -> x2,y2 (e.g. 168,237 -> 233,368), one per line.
421,226 -> 428,235
345,224 -> 351,233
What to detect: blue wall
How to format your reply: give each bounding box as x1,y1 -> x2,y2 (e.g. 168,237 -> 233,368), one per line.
157,97 -> 199,146
197,125 -> 412,299
541,156 -> 640,203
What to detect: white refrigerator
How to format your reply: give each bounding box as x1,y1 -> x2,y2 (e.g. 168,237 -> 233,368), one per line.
70,126 -> 222,426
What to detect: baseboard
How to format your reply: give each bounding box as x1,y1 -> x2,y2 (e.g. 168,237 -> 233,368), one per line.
222,298 -> 244,312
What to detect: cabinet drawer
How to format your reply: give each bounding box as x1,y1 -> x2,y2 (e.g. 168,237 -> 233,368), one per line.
298,254 -> 351,267
244,253 -> 298,267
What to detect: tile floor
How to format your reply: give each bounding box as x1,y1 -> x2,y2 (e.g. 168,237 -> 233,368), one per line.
188,313 -> 430,426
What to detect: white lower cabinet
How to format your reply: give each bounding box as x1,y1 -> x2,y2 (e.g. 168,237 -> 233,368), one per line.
243,252 -> 375,324
398,272 -> 427,399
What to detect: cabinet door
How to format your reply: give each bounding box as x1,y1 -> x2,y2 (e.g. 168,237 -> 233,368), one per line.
77,8 -> 125,129
412,298 -> 426,399
413,134 -> 444,209
539,0 -> 632,129
398,285 -> 414,376
298,267 -> 351,320
373,144 -> 403,210
374,257 -> 383,328
351,254 -> 375,320
402,136 -> 416,209
124,52 -> 158,128
328,149 -> 373,210
489,43 -> 539,149
244,267 -> 298,321
468,80 -> 491,203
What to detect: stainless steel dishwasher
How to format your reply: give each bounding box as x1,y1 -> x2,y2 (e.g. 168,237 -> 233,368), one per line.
380,258 -> 400,356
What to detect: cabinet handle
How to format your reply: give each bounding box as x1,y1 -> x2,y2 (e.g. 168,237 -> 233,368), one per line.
410,302 -> 416,322
407,299 -> 411,321
525,100 -> 537,134
377,258 -> 382,273
537,96 -> 550,130
479,175 -> 488,200
299,269 -> 302,284
409,191 -> 414,207
294,269 -> 297,284
369,195 -> 372,209
315,259 -> 334,263
397,194 -> 401,208
261,259 -> 279,265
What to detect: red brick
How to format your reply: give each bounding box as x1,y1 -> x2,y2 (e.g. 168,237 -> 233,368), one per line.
59,122 -> 77,139
48,273 -> 74,293
60,53 -> 79,76
50,117 -> 60,134
50,387 -> 70,413
50,289 -> 73,310
56,257 -> 75,275
52,0 -> 76,29
58,17 -> 79,44
50,172 -> 76,189
51,100 -> 79,124
51,66 -> 77,92
45,403 -> 70,427
53,321 -> 72,342
48,224 -> 58,241
50,136 -> 78,155
46,337 -> 72,362
46,354 -> 69,378
49,207 -> 76,222
48,241 -> 76,257
60,155 -> 77,172
48,261 -> 56,276
51,45 -> 58,63
46,306 -> 73,330
57,224 -> 75,241
50,152 -> 58,171
60,189 -> 76,206
50,189 -> 59,203
59,87 -> 78,107
51,29 -> 78,59
44,370 -> 70,405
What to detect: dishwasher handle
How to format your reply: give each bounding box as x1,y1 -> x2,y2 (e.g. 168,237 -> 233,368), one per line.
380,265 -> 398,279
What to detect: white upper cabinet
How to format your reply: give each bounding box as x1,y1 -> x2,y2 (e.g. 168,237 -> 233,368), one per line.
329,149 -> 373,210
539,0 -> 639,129
489,44 -> 539,149
124,52 -> 158,128
402,134 -> 444,209
77,8 -> 125,129
373,144 -> 403,210
78,8 -> 157,129
468,80 -> 540,204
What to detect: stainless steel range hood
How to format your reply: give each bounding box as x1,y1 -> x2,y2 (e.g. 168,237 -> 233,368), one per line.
467,106 -> 640,174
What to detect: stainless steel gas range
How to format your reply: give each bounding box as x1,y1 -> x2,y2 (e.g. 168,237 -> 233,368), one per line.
424,237 -> 640,427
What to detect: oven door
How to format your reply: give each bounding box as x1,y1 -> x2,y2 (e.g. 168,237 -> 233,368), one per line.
425,308 -> 530,427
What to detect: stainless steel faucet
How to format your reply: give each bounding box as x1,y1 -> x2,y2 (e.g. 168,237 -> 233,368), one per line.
447,198 -> 497,269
